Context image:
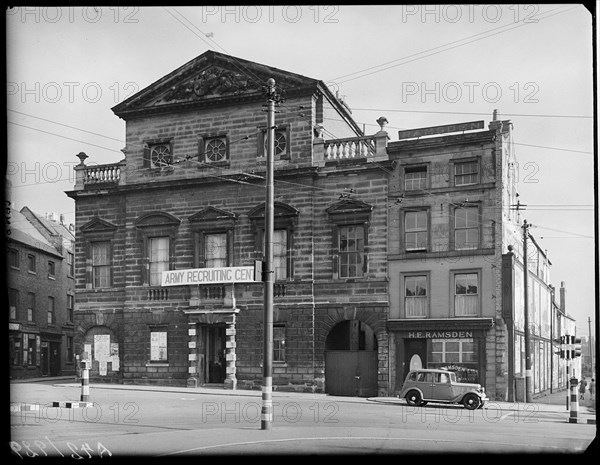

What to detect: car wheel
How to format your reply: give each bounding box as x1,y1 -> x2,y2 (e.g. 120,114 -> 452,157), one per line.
462,394 -> 480,410
405,390 -> 422,407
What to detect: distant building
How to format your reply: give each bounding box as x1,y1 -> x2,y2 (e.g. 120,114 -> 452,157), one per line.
7,208 -> 76,378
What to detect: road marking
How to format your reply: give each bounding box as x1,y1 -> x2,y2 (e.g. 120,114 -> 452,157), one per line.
158,435 -> 581,455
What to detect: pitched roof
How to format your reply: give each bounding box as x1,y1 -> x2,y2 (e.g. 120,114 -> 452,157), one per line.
7,209 -> 62,258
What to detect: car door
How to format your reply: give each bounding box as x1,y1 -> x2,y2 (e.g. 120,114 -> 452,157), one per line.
430,372 -> 453,402
417,371 -> 434,399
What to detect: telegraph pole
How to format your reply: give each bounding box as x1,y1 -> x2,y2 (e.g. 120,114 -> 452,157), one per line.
261,78 -> 276,430
522,219 -> 533,402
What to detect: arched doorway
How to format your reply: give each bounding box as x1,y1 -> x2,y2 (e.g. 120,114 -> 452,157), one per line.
324,319 -> 378,397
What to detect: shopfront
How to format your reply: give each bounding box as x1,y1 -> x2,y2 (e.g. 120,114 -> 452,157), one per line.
389,318 -> 494,392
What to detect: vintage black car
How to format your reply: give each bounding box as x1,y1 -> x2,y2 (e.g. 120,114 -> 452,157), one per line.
399,368 -> 487,410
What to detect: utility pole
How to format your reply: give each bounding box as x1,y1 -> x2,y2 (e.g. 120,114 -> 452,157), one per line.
261,78 -> 276,430
522,219 -> 533,402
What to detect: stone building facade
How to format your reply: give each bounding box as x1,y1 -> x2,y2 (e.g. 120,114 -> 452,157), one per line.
67,51 -> 393,394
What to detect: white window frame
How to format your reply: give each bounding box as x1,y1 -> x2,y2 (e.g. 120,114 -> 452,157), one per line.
453,272 -> 480,317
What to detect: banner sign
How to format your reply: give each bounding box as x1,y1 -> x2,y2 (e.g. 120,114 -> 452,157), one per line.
398,120 -> 484,140
161,266 -> 257,286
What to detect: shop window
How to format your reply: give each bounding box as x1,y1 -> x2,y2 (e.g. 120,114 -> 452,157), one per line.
429,338 -> 479,383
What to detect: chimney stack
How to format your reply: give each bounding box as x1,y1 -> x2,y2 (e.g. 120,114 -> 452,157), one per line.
559,281 -> 566,313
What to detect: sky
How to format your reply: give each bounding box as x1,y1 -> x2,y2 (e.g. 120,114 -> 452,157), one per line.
5,5 -> 597,336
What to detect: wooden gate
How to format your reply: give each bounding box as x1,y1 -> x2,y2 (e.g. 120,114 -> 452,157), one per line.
325,350 -> 378,397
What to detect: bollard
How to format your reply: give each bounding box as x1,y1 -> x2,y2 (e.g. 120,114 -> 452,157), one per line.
80,360 -> 90,402
568,377 -> 579,423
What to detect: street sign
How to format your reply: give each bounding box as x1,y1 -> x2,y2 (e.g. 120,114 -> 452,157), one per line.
161,266 -> 258,286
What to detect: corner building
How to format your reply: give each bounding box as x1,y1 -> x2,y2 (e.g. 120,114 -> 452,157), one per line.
385,116 -> 564,401
67,51 -> 393,395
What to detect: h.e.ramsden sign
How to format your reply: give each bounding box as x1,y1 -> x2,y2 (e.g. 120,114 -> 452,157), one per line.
407,331 -> 474,339
161,266 -> 257,286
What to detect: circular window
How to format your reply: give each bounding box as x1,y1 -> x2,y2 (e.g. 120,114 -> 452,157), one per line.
205,138 -> 227,162
151,144 -> 172,166
265,131 -> 287,156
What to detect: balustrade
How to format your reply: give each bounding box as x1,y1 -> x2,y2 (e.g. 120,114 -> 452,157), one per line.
324,136 -> 376,160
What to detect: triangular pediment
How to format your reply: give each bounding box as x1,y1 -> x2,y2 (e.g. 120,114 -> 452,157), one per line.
80,217 -> 118,233
112,51 -> 320,118
189,207 -> 236,223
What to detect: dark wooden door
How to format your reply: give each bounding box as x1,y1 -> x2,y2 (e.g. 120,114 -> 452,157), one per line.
325,350 -> 378,397
49,342 -> 61,376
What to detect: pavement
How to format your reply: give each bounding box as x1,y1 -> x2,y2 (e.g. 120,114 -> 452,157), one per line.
10,375 -> 596,421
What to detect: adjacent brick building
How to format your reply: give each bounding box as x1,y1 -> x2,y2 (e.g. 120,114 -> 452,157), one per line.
7,208 -> 76,378
386,115 -> 569,400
